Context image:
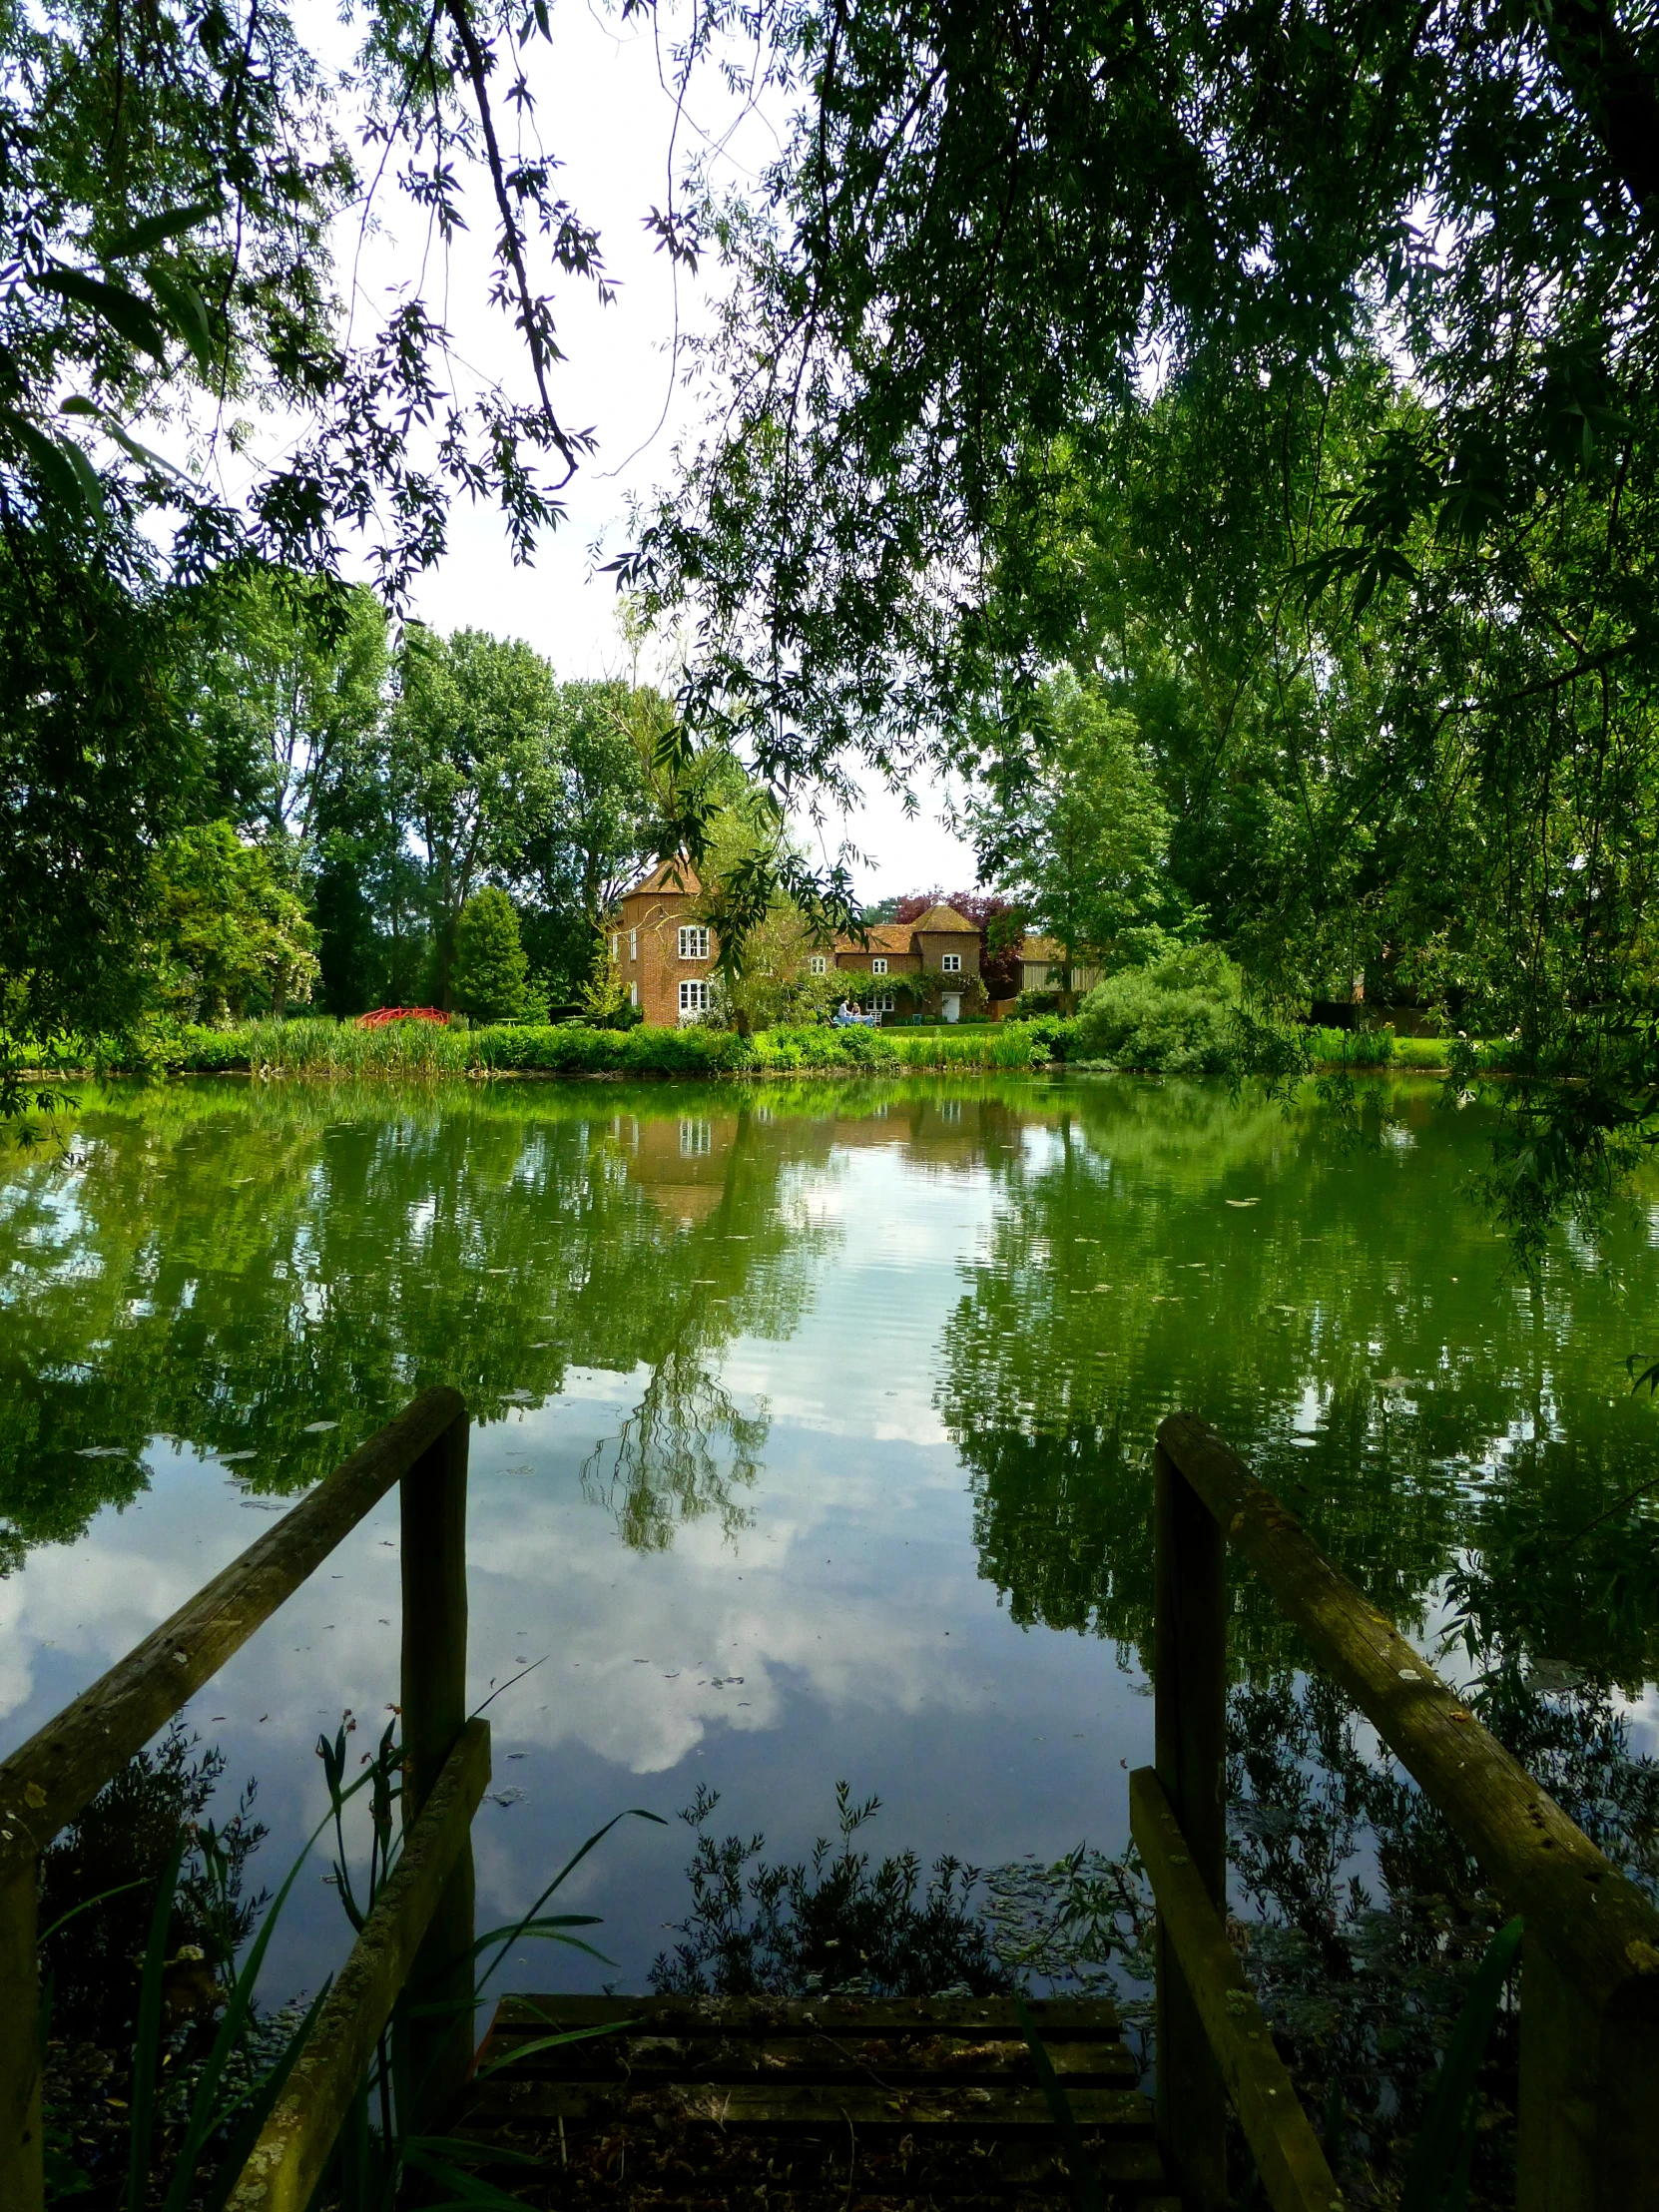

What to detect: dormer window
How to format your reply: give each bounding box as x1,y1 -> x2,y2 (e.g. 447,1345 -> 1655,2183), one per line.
870,956 -> 888,974
941,952 -> 961,973
678,925 -> 710,959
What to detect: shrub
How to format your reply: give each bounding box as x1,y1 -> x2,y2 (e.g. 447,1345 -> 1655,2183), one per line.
1076,945 -> 1242,1073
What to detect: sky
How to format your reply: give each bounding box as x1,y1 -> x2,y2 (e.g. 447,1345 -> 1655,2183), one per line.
286,0 -> 980,903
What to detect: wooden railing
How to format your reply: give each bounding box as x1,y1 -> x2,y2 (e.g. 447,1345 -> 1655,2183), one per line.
1140,1411 -> 1659,2212
0,1387 -> 485,2212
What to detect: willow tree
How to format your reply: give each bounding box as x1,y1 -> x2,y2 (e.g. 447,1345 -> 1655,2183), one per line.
621,0 -> 1659,1245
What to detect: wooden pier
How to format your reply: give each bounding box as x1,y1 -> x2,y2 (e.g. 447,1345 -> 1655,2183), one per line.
456,1992 -> 1178,2211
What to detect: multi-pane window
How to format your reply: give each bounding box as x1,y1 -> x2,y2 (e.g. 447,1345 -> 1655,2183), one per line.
629,928 -> 638,961
609,931 -> 620,962
679,978 -> 709,1015
679,1118 -> 712,1157
629,980 -> 639,1007
941,952 -> 961,973
870,956 -> 888,974
874,993 -> 895,1015
678,924 -> 710,959
809,954 -> 828,974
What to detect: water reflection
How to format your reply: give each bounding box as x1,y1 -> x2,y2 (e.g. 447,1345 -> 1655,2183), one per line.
939,1077 -> 1659,1670
5,1070 -> 1659,2001
5,1073 -> 1659,1667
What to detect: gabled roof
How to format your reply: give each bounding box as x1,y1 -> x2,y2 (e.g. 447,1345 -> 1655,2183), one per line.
620,856 -> 702,901
841,922 -> 916,953
1021,934 -> 1065,961
906,902 -> 979,935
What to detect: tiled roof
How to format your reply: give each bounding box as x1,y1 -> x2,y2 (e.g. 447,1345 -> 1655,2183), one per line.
1021,935 -> 1065,961
622,856 -> 702,899
835,922 -> 915,953
907,902 -> 978,935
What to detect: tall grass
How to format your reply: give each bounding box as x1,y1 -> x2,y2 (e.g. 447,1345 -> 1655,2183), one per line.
157,1015 -> 1083,1080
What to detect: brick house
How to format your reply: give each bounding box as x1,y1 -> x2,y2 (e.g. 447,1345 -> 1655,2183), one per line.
607,864 -> 984,1024
830,903 -> 982,1020
608,859 -> 721,1027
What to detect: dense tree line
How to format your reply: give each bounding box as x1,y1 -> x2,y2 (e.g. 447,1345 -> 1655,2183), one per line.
55,582 -> 678,1028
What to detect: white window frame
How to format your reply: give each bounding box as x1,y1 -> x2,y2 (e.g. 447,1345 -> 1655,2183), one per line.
679,978 -> 709,1016
678,924 -> 710,960
629,979 -> 639,1008
873,992 -> 895,1015
809,954 -> 828,974
629,927 -> 638,962
609,931 -> 620,962
941,951 -> 961,973
679,1118 -> 712,1157
870,956 -> 888,974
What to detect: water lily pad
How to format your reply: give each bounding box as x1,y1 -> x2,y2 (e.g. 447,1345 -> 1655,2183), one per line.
1225,1198 -> 1260,1208
302,1419 -> 339,1433
218,1449 -> 258,1462
75,1445 -> 130,1458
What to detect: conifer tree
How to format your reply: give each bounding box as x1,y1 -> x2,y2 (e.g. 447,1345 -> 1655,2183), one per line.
450,889 -> 532,1023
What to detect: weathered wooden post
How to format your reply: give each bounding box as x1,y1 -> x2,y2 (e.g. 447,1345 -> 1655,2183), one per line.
399,1404 -> 473,2130
0,1858 -> 43,2212
1152,1437 -> 1229,2212
1518,1932 -> 1659,2212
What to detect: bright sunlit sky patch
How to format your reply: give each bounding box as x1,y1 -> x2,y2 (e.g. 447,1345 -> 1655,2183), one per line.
274,0 -> 982,900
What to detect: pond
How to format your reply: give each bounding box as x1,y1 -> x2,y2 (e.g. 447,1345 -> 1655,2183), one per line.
3,1070 -> 1658,2012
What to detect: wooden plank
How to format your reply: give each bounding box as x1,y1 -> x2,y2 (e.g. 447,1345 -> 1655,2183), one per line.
225,1718 -> 491,2212
1130,1767 -> 1343,2212
480,2028 -> 1136,2082
1152,1438 -> 1228,2212
490,1993 -> 1124,2036
401,1408 -> 473,2128
465,2079 -> 1152,2130
0,1858 -> 42,2212
0,1387 -> 465,1882
454,2119 -> 1166,2183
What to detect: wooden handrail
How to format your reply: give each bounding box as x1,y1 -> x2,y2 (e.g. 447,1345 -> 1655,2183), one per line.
0,1388 -> 474,2212
1130,1768 -> 1343,2212
0,1386 -> 464,1880
225,1718 -> 492,2212
1157,1410 -> 1659,2022
1153,1408 -> 1659,2212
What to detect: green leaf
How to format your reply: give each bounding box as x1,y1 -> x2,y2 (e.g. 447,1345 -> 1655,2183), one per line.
38,1878 -> 147,1942
103,199 -> 223,259
30,266 -> 170,360
1,412 -> 104,515
472,2016 -> 638,2080
193,1978 -> 333,2212
1400,1916 -> 1523,2212
124,1831 -> 188,2212
148,266 -> 217,373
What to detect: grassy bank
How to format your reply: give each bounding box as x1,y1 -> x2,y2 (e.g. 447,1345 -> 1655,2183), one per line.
26,1013 -> 1510,1085
155,1012 -> 1085,1079
1307,1026 -> 1517,1073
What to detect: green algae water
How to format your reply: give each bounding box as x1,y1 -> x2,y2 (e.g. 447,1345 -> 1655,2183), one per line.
3,1071 -> 1657,2001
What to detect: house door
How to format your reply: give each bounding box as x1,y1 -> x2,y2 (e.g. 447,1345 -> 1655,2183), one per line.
941,992 -> 961,1024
